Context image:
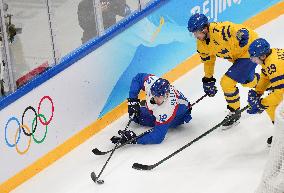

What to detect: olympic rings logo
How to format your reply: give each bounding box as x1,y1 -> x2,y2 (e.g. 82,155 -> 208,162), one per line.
4,96 -> 55,155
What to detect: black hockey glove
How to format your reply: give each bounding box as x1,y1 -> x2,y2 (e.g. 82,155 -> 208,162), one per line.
110,129 -> 137,144
127,98 -> 140,118
202,77 -> 218,97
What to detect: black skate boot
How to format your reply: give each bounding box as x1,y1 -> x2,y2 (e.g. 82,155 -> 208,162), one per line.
267,136 -> 273,147
222,106 -> 241,130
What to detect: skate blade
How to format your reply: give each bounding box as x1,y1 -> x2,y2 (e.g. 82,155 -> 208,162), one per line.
221,120 -> 240,131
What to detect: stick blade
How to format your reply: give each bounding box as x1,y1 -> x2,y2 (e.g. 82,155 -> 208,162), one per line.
91,172 -> 97,183
132,163 -> 155,170
92,148 -> 108,155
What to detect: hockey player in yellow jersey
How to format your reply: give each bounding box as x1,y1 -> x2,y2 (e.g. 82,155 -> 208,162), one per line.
187,13 -> 259,128
247,38 -> 284,146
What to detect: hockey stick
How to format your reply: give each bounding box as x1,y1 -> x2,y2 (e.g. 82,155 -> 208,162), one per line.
132,105 -> 249,171
92,94 -> 208,156
191,94 -> 207,106
91,117 -> 133,184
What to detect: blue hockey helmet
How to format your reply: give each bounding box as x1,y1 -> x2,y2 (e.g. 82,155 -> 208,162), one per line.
249,38 -> 271,57
151,78 -> 170,97
187,13 -> 209,32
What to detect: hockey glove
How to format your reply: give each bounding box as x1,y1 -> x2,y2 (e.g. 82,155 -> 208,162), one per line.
247,90 -> 266,114
247,89 -> 262,106
247,101 -> 266,114
127,98 -> 140,118
236,28 -> 249,47
110,129 -> 137,144
202,77 -> 218,97
110,136 -> 121,144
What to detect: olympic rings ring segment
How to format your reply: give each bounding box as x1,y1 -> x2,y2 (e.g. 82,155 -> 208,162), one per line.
38,96 -> 54,126
32,114 -> 48,144
5,117 -> 21,148
21,106 -> 38,136
3,96 -> 55,155
15,125 -> 31,155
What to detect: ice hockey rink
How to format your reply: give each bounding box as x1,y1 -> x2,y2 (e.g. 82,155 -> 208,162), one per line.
11,14 -> 284,193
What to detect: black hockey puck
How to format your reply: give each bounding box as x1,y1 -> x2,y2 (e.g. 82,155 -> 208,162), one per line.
97,179 -> 104,184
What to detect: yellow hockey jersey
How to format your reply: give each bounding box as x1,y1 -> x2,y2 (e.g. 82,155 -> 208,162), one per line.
197,21 -> 258,78
255,48 -> 284,105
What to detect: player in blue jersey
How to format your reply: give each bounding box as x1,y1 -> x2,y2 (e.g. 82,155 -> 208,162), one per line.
110,73 -> 192,145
